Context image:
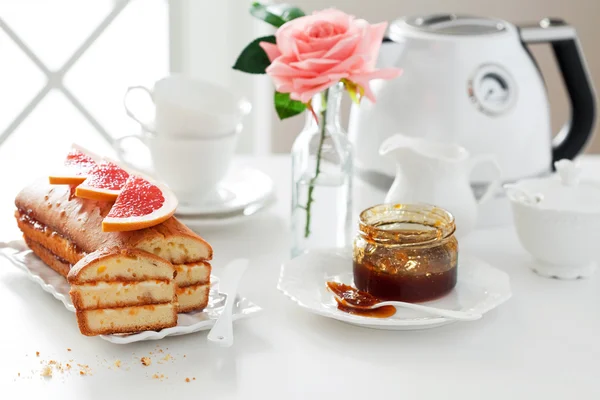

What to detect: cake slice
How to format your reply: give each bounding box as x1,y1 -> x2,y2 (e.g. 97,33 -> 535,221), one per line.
176,283 -> 210,313
68,248 -> 177,336
77,304 -> 177,336
173,261 -> 211,312
174,261 -> 211,287
70,280 -> 176,310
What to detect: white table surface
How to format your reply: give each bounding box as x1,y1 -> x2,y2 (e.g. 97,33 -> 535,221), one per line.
1,154 -> 600,400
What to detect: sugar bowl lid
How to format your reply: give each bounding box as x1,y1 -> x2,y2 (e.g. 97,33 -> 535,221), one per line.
506,159 -> 600,213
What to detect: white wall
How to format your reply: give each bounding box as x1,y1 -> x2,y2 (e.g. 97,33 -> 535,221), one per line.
171,0 -> 273,154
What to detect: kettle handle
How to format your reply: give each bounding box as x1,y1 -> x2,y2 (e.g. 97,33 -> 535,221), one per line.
519,18 -> 596,167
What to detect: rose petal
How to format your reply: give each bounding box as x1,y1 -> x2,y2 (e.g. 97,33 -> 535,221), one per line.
295,39 -> 312,53
300,33 -> 346,52
266,58 -> 318,78
298,50 -> 328,61
365,22 -> 388,69
259,42 -> 281,63
314,8 -> 353,31
272,78 -> 294,93
323,54 -> 365,74
297,80 -> 340,103
349,67 -> 403,82
347,19 -> 371,58
349,68 -> 403,102
323,33 -> 360,61
292,75 -> 331,89
290,58 -> 338,73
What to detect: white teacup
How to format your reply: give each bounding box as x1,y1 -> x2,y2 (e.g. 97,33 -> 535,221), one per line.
113,126 -> 240,205
124,74 -> 251,138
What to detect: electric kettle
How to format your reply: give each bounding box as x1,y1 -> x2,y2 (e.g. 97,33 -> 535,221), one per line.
348,15 -> 596,227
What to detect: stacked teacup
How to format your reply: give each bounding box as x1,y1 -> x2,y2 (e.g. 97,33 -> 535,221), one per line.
116,75 -> 251,206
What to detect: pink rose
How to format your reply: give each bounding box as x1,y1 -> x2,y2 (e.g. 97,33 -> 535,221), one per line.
259,8 -> 401,104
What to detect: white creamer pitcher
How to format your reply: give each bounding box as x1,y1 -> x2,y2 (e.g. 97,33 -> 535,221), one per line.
379,134 -> 502,238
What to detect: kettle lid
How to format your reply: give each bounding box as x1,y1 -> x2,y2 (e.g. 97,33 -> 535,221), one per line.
390,14 -> 507,37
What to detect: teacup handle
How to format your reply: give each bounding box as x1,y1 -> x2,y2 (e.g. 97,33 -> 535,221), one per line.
112,135 -> 154,176
123,86 -> 156,133
468,154 -> 503,205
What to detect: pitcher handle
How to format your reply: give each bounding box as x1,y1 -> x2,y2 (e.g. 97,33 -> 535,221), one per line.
123,86 -> 156,133
469,154 -> 503,205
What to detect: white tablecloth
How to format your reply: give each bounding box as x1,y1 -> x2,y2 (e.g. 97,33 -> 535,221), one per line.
1,155 -> 599,399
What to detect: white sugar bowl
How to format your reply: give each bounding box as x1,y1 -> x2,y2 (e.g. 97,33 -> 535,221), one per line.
505,159 -> 600,279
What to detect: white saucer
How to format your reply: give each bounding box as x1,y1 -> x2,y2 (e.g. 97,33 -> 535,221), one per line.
175,166 -> 275,218
278,248 -> 512,330
0,240 -> 262,343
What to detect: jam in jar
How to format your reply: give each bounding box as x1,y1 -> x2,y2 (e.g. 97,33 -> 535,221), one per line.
353,204 -> 458,303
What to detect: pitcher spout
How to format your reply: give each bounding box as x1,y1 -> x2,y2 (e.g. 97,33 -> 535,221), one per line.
379,133 -> 469,164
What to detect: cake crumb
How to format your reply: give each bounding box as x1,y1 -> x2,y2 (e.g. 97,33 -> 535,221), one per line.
65,363 -> 71,369
67,348 -> 71,352
162,354 -> 172,361
77,364 -> 92,376
185,378 -> 190,383
40,366 -> 52,377
193,377 -> 196,380
183,355 -> 186,358
36,351 -> 40,357
152,373 -> 166,381
114,360 -> 121,368
141,357 -> 151,366
17,372 -> 20,377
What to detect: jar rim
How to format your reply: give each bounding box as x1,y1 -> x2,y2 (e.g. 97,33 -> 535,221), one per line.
358,203 -> 456,246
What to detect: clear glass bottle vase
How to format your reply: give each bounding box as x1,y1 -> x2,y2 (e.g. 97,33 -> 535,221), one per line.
291,83 -> 353,257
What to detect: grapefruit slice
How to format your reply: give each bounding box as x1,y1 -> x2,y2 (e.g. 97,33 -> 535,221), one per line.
102,175 -> 178,232
75,162 -> 130,202
48,147 -> 98,185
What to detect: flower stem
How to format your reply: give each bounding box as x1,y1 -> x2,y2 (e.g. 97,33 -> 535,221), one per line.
304,88 -> 329,238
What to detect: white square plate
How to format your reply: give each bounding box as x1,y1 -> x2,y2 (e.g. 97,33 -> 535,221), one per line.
0,240 -> 262,343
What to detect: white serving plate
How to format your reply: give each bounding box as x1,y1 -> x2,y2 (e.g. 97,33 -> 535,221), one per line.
278,248 -> 512,330
0,240 -> 262,344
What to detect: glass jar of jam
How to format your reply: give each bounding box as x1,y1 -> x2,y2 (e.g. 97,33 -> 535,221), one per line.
353,204 -> 458,303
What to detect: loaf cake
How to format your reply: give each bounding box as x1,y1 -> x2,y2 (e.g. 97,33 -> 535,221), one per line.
14,178 -> 215,335
68,248 -> 177,336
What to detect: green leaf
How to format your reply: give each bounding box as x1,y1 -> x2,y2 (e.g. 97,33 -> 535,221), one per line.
274,92 -> 306,119
232,35 -> 276,74
270,3 -> 305,22
250,2 -> 305,28
250,3 -> 285,27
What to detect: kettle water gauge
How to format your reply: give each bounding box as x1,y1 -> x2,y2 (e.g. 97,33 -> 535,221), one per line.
468,64 -> 517,116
